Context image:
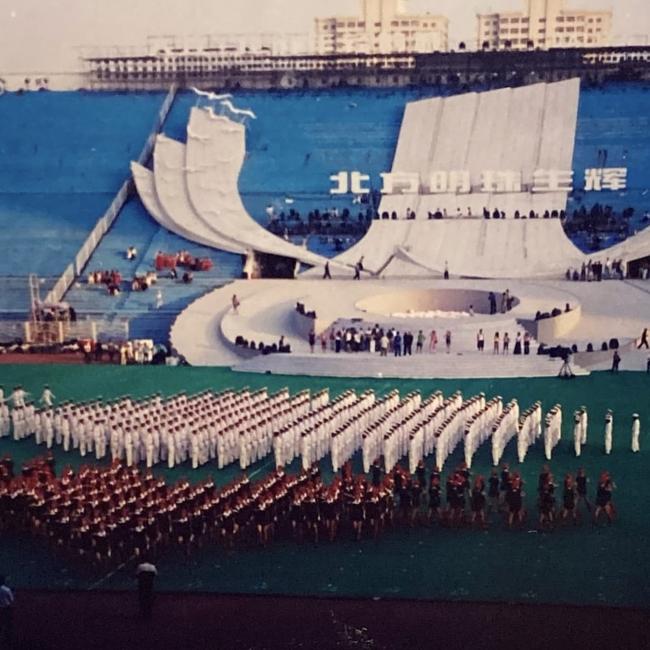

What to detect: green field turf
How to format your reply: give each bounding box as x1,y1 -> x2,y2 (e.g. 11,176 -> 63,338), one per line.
0,364 -> 648,607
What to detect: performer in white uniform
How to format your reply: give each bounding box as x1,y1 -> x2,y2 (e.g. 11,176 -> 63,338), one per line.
631,413 -> 640,452
10,386 -> 27,408
579,406 -> 588,445
604,410 -> 613,455
573,411 -> 582,457
40,386 -> 56,408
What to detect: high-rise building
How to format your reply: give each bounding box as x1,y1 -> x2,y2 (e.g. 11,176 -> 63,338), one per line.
315,0 -> 449,55
477,0 -> 612,51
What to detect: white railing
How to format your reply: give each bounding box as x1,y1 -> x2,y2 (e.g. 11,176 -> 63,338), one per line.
0,318 -> 129,344
45,83 -> 178,304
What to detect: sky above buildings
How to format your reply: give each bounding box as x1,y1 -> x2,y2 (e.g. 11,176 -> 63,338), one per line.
0,0 -> 648,72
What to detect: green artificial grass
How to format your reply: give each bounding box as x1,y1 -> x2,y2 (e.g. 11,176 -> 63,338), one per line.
0,364 -> 648,607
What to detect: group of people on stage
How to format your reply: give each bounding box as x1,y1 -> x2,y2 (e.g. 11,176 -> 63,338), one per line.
318,326 -> 433,356
312,325 -> 534,358
476,329 -> 533,355
566,258 -> 626,282
0,453 -> 619,568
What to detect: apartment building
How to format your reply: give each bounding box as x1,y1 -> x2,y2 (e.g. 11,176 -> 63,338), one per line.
315,0 -> 449,54
478,0 -> 612,50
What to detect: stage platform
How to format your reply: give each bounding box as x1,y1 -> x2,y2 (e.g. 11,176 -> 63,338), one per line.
170,277 -> 649,377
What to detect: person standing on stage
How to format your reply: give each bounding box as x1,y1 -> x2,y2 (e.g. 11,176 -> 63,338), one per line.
416,330 -> 425,354
488,292 -> 497,315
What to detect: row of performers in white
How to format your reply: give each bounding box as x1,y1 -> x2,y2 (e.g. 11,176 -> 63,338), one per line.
2,387 -> 641,473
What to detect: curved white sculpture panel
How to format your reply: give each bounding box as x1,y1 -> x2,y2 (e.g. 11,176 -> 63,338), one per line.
184,106 -> 334,268
132,162 -> 239,251
153,134 -> 245,254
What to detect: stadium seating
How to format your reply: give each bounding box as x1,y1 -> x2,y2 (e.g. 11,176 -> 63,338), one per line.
1,84 -> 650,335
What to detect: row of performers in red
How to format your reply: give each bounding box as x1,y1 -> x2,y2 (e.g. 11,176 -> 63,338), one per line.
0,456 -> 616,567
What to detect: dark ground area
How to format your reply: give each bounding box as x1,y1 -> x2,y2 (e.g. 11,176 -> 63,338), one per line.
4,590 -> 649,650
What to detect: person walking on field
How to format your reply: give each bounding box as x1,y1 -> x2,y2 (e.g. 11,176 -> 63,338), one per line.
136,560 -> 158,620
0,574 -> 14,646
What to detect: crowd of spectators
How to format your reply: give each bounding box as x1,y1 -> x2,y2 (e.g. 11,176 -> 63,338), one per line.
234,335 -> 291,356
33,302 -> 76,323
155,250 -> 213,273
131,271 -> 159,293
77,339 -> 170,365
535,303 -> 574,321
87,269 -> 123,296
564,205 -> 636,243
296,302 -> 317,319
266,207 -> 372,239
86,249 -> 213,298
373,207 -> 569,221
